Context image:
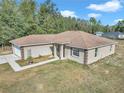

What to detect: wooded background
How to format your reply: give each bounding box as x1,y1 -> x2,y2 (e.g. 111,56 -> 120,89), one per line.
0,0 -> 124,46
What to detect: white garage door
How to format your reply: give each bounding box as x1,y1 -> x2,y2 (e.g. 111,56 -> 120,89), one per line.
13,46 -> 21,57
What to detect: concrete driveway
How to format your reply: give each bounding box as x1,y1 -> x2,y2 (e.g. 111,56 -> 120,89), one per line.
3,54 -> 21,61
0,55 -> 8,64
0,54 -> 22,71
0,54 -> 20,64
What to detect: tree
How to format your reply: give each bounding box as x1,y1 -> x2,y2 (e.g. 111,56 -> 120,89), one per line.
0,0 -> 18,46
89,17 -> 98,34
19,0 -> 36,18
0,0 -> 109,47
115,20 -> 124,32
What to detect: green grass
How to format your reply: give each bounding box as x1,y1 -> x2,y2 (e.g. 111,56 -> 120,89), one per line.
0,40 -> 124,93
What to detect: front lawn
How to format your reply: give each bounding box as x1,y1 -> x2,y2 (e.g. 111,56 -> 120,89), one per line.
0,40 -> 124,93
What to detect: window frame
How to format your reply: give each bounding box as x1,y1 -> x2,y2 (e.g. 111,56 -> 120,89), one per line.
71,48 -> 80,57
95,48 -> 98,57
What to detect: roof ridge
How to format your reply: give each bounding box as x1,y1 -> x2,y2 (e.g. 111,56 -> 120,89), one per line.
10,31 -> 115,48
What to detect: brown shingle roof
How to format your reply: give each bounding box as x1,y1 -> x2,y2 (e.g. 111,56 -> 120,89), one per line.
10,31 -> 115,49
10,35 -> 54,47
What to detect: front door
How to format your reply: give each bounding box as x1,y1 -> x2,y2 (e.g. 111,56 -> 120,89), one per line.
63,45 -> 65,58
56,44 -> 60,58
56,44 -> 65,59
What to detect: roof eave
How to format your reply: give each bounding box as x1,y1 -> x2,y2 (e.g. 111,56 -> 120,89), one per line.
66,42 -> 116,50
11,42 -> 54,48
86,43 -> 116,50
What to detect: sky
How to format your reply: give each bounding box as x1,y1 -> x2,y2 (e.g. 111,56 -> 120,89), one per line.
37,0 -> 124,25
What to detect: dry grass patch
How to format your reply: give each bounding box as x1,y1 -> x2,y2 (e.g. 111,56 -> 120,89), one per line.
0,46 -> 12,55
0,40 -> 124,93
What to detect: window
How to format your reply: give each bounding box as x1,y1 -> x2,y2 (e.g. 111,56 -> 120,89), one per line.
95,48 -> 98,57
110,45 -> 112,51
72,48 -> 79,57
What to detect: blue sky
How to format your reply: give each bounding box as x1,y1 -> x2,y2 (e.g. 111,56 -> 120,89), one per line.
37,0 -> 124,25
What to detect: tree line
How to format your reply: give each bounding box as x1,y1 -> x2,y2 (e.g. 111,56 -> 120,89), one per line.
0,0 -> 123,46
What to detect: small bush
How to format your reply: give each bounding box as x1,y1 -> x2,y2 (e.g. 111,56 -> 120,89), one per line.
27,56 -> 33,64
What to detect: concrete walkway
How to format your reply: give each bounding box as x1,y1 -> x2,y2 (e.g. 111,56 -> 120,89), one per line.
7,59 -> 22,72
20,58 -> 59,71
2,54 -> 22,71
0,54 -> 59,72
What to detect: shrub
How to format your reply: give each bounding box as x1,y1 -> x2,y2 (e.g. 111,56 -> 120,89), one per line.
27,56 -> 33,64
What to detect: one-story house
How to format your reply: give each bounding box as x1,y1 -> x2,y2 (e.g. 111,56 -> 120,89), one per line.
102,32 -> 124,39
10,31 -> 116,64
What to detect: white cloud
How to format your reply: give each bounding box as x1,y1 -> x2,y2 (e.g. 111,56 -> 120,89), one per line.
60,10 -> 77,18
114,18 -> 124,23
88,13 -> 101,18
87,0 -> 122,12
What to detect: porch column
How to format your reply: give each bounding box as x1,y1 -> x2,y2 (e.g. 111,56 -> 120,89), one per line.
20,47 -> 24,59
60,44 -> 64,59
53,44 -> 57,58
84,49 -> 88,64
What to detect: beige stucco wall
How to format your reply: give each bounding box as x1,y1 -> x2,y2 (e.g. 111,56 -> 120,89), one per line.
23,44 -> 53,59
87,44 -> 115,64
14,43 -> 115,64
64,45 -> 115,64
65,46 -> 84,64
